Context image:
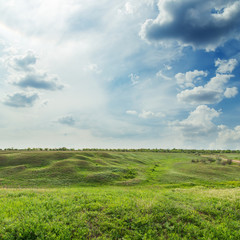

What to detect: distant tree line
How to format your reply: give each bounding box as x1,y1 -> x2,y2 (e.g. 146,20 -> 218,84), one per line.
0,147 -> 240,154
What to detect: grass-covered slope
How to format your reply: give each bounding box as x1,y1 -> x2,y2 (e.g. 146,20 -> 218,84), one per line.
0,151 -> 240,188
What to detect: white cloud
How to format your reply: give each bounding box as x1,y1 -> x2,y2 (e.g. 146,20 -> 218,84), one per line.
125,2 -> 134,14
164,64 -> 172,70
126,110 -> 138,115
129,73 -> 139,85
84,63 -> 102,74
205,74 -> 234,91
0,0 -> 78,39
139,110 -> 165,119
9,51 -> 37,71
13,72 -> 64,91
3,92 -> 39,108
215,58 -> 238,74
211,125 -> 240,149
175,70 -> 207,89
0,0 -> 239,150
177,86 -> 222,105
156,70 -> 172,81
170,105 -> 220,142
127,109 -> 165,119
177,74 -> 234,104
224,87 -> 238,98
170,105 -> 240,149
6,51 -> 64,91
140,0 -> 240,50
177,59 -> 238,105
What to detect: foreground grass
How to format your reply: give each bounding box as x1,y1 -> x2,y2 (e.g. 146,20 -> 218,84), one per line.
1,186 -> 240,240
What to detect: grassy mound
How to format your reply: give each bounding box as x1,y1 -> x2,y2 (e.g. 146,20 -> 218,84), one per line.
0,151 -> 240,188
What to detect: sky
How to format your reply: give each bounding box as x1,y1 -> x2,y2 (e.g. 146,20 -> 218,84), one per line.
0,0 -> 240,149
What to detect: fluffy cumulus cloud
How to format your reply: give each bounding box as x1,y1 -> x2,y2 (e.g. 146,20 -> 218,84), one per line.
211,125 -> 240,149
170,105 -> 240,149
224,87 -> 238,98
3,92 -> 39,108
177,59 -> 238,104
140,0 -> 240,50
170,105 -> 220,140
177,86 -> 222,105
175,70 -> 208,89
215,58 -> 238,74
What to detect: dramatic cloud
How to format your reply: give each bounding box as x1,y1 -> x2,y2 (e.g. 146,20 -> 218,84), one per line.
0,0 -> 240,149
175,70 -> 208,89
140,0 -> 240,50
177,59 -> 238,104
170,105 -> 220,139
224,87 -> 238,98
14,72 -> 64,91
3,92 -> 39,108
58,116 -> 75,126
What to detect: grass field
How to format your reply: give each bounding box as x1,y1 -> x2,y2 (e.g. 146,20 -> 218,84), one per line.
0,150 -> 240,239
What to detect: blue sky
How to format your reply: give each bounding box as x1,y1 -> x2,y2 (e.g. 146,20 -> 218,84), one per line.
0,0 -> 240,149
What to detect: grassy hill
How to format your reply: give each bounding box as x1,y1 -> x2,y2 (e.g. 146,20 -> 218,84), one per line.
0,150 -> 240,239
1,150 -> 240,188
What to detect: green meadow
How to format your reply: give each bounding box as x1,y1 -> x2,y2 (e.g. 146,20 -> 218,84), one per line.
0,150 -> 240,239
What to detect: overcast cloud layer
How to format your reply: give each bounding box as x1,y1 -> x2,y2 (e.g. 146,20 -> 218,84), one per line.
0,0 -> 240,149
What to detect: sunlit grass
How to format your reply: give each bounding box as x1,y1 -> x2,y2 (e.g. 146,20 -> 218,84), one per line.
0,151 -> 240,239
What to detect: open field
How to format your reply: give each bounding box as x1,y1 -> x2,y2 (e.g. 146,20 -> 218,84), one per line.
0,150 -> 240,239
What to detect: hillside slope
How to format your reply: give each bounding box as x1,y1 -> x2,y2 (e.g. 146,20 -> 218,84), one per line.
0,151 -> 240,188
